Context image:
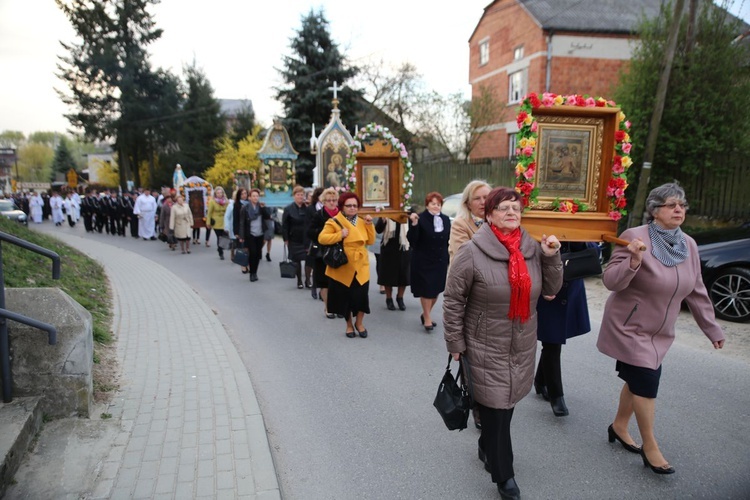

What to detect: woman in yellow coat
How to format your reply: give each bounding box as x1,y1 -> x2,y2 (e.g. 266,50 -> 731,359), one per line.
206,186 -> 229,260
318,192 -> 376,338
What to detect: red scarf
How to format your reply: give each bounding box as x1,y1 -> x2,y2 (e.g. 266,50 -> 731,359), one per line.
489,225 -> 531,323
324,207 -> 339,218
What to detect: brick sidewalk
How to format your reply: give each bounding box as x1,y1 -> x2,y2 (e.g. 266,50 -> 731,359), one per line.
43,229 -> 279,499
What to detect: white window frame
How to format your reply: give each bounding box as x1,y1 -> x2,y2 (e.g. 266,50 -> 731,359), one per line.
479,38 -> 490,66
513,45 -> 524,61
508,133 -> 518,158
508,70 -> 526,104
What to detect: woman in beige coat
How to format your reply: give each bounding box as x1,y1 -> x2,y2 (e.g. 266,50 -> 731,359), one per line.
443,187 -> 562,500
448,179 -> 491,262
170,195 -> 194,254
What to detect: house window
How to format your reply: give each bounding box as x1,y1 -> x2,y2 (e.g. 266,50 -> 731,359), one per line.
508,70 -> 526,104
508,133 -> 518,158
479,39 -> 490,66
513,45 -> 524,61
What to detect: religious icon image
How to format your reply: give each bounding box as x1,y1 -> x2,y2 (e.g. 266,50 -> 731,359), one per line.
270,161 -> 287,184
362,164 -> 389,206
325,153 -> 346,188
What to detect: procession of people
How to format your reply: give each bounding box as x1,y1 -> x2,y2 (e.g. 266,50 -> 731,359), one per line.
7,176 -> 726,500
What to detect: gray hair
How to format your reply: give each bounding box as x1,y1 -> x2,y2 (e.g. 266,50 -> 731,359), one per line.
456,179 -> 492,220
645,182 -> 686,221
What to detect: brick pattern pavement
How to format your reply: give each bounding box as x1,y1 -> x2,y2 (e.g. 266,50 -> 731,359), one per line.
47,232 -> 279,500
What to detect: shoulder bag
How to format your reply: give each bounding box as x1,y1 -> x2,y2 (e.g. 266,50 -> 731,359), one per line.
433,354 -> 473,431
279,245 -> 297,279
561,245 -> 602,281
321,218 -> 349,269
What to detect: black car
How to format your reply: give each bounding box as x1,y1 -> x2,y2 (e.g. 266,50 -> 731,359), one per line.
692,222 -> 750,323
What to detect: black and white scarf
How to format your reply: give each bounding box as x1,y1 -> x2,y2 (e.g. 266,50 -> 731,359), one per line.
648,222 -> 688,267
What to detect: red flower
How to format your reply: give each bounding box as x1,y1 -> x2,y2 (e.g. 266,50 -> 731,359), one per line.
573,95 -> 585,106
616,197 -> 627,208
615,130 -> 626,143
517,111 -> 528,128
528,93 -> 541,108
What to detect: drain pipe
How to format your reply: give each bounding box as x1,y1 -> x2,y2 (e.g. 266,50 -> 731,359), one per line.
546,31 -> 553,92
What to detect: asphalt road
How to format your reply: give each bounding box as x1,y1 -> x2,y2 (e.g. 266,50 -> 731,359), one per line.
37,223 -> 750,499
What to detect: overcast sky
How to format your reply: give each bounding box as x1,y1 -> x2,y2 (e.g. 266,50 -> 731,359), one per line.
1,0 -> 748,138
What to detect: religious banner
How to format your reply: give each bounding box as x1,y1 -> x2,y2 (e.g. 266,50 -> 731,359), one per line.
344,123 -> 412,221
514,92 -> 632,243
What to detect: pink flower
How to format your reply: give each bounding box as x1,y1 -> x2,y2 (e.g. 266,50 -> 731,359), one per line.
542,95 -> 555,107
612,163 -> 625,174
608,210 -> 623,221
522,146 -> 534,157
523,167 -> 535,179
622,142 -> 632,154
625,121 -> 631,129
531,121 -> 538,132
404,193 -> 410,199
615,188 -> 625,198
585,97 -> 596,107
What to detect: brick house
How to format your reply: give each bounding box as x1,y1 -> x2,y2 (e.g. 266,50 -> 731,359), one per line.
469,0 -> 662,159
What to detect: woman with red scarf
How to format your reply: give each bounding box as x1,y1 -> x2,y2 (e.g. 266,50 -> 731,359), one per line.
307,188 -> 340,318
443,187 -> 562,500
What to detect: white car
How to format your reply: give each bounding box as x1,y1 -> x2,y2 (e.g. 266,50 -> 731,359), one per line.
0,199 -> 28,225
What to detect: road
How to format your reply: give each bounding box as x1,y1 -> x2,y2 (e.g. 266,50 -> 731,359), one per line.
35,223 -> 750,499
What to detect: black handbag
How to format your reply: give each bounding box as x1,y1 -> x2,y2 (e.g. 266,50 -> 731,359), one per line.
433,355 -> 473,431
279,246 -> 297,279
561,246 -> 602,281
321,218 -> 348,269
217,235 -> 232,250
232,248 -> 249,267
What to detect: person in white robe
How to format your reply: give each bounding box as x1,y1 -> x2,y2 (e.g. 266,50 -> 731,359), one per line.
30,193 -> 44,223
63,193 -> 78,227
133,188 -> 157,239
71,191 -> 81,221
50,193 -> 64,226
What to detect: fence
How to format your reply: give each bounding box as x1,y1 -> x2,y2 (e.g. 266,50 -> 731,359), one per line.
412,157 -> 749,221
411,158 -> 515,205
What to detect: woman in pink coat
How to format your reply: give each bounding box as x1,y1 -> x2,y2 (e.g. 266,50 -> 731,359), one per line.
598,183 -> 725,475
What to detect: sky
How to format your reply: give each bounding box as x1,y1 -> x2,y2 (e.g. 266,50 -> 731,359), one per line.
1,1 -> 748,139
0,0 -> 491,138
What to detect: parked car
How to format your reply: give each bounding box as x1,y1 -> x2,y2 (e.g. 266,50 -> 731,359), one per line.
692,223 -> 750,323
440,193 -> 462,221
0,199 -> 28,225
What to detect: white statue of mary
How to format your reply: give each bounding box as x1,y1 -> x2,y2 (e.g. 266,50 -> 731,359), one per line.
173,164 -> 187,190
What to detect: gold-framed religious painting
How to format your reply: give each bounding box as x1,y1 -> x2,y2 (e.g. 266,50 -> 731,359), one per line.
270,162 -> 287,184
362,164 -> 390,207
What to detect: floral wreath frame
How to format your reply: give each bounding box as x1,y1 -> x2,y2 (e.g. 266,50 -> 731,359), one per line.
263,161 -> 295,193
345,123 -> 413,209
515,92 -> 632,221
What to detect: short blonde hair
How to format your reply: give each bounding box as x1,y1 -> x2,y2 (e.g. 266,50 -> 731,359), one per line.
292,185 -> 305,196
457,180 -> 491,220
321,187 -> 339,202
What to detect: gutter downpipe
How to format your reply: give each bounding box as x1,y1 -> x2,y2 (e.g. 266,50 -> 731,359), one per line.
545,31 -> 553,92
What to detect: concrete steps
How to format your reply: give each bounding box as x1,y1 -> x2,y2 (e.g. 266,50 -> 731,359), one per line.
0,396 -> 42,497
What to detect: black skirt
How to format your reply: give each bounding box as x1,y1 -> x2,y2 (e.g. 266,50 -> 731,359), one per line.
313,256 -> 329,288
327,274 -> 370,316
377,237 -> 411,287
616,361 -> 662,398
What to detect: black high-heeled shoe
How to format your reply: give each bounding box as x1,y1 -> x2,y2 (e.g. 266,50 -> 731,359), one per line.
640,448 -> 675,474
534,380 -> 549,401
386,298 -> 396,311
396,297 -> 406,310
550,396 -> 569,417
607,424 -> 642,454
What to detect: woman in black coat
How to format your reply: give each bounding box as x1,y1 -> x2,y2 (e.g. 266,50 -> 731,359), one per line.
307,188 -> 340,318
376,217 -> 411,311
282,185 -> 309,289
534,242 -> 593,416
408,192 -> 451,332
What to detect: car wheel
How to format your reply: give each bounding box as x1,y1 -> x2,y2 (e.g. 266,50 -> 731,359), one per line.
707,267 -> 750,323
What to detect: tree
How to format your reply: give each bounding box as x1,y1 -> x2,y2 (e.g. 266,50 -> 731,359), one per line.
275,9 -> 363,185
203,126 -> 264,190
168,63 -> 224,177
56,0 -> 167,190
0,131 -> 25,148
18,143 -> 54,182
230,102 -> 256,146
614,0 -> 750,215
51,138 -> 77,182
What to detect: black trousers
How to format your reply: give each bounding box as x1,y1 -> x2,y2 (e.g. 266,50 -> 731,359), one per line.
130,217 -> 139,237
245,234 -> 264,274
83,214 -> 93,232
213,229 -> 227,257
478,403 -> 515,484
535,342 -> 563,399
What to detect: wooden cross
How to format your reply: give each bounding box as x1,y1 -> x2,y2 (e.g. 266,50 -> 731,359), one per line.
328,81 -> 343,100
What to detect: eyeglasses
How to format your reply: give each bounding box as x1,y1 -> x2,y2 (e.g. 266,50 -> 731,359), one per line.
656,202 -> 689,210
494,204 -> 522,213
343,204 -> 358,208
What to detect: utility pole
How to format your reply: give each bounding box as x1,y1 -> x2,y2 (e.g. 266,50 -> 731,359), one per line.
629,0 -> 686,227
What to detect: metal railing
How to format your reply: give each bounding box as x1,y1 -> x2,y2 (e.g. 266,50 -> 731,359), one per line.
0,231 -> 60,403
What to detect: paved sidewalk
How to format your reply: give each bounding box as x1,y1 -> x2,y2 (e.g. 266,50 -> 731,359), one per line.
35,230 -> 280,499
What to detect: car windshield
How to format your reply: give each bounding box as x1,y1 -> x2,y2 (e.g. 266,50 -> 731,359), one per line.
441,195 -> 462,220
0,200 -> 15,211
